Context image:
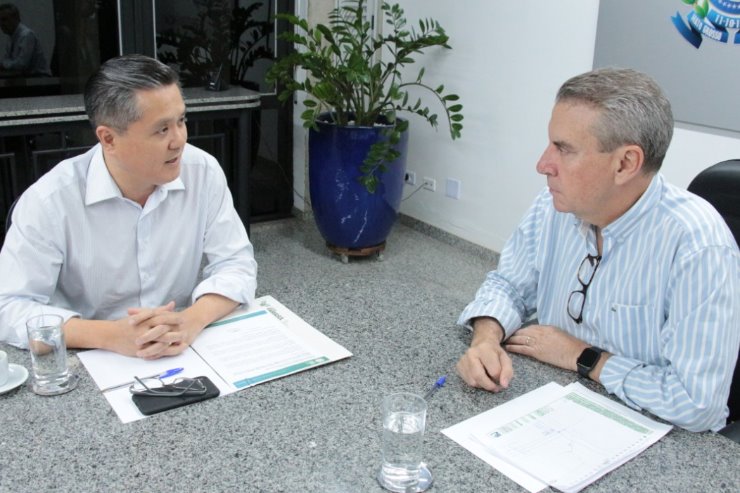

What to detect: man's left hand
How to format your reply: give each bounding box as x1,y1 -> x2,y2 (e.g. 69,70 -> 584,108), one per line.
504,324 -> 589,372
129,303 -> 200,359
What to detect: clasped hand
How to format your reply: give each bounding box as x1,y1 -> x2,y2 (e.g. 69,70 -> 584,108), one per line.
121,301 -> 194,359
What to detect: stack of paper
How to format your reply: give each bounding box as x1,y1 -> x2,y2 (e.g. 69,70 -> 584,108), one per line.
442,382 -> 672,492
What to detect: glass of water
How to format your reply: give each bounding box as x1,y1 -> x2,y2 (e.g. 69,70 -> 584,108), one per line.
26,314 -> 78,396
377,392 -> 433,492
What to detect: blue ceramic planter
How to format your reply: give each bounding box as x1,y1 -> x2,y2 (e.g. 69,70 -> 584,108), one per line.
309,117 -> 409,249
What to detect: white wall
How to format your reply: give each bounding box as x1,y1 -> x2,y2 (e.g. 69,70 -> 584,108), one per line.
292,0 -> 740,253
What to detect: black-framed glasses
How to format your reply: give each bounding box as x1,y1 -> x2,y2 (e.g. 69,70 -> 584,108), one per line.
567,254 -> 602,324
128,376 -> 207,397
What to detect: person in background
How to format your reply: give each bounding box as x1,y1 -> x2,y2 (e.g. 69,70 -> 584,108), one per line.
0,3 -> 51,76
456,67 -> 740,432
0,54 -> 258,359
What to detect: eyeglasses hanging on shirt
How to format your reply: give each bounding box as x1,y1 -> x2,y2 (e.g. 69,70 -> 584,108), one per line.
567,253 -> 602,324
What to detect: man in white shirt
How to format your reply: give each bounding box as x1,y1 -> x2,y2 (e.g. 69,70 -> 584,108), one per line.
456,68 -> 739,432
0,3 -> 51,76
0,54 -> 258,359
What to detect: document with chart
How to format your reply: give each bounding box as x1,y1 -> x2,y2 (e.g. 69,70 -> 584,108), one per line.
442,382 -> 672,493
79,296 -> 352,423
190,296 -> 352,390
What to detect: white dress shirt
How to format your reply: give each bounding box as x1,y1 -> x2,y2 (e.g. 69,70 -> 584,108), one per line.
0,143 -> 257,347
459,174 -> 740,432
1,22 -> 50,75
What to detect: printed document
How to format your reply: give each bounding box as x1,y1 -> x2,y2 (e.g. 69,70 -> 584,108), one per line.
442,382 -> 672,493
78,296 -> 352,423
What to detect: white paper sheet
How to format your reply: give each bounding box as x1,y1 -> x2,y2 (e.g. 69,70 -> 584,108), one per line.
442,382 -> 562,492
442,382 -> 672,493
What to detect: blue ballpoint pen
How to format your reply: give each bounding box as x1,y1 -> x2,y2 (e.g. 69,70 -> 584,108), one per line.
423,375 -> 447,401
101,367 -> 184,393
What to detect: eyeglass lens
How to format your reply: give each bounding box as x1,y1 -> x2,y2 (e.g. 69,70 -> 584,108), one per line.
567,254 -> 602,324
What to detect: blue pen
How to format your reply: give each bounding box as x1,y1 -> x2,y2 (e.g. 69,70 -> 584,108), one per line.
101,367 -> 184,392
423,375 -> 447,401
156,367 -> 184,379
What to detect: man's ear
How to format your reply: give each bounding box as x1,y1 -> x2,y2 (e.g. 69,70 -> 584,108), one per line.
95,125 -> 117,152
614,144 -> 645,185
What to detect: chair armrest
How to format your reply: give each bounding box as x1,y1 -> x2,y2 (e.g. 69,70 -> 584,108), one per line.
718,420 -> 740,443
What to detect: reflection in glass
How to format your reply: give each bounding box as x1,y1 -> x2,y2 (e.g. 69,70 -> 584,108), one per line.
0,0 -> 118,98
156,0 -> 275,92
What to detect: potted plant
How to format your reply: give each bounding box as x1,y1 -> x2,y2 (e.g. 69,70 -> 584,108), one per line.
266,0 -> 463,260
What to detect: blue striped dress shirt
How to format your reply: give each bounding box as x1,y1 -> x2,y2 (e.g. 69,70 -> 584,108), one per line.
458,174 -> 740,432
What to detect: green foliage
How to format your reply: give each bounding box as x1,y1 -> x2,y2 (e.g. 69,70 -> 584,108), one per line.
266,0 -> 464,193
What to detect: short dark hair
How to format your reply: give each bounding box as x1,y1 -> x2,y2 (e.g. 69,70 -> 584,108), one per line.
0,3 -> 20,18
556,67 -> 674,174
84,54 -> 181,131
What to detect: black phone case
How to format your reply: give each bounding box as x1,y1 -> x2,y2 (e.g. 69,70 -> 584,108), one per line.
132,376 -> 220,416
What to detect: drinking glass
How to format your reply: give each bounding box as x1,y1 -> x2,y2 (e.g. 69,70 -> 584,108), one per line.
377,392 -> 433,492
26,314 -> 78,395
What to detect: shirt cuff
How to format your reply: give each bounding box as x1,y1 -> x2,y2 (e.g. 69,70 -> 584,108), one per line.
456,303 -> 522,340
191,276 -> 256,310
10,307 -> 81,349
599,354 -> 645,410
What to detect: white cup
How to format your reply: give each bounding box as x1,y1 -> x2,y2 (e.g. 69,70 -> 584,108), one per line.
0,350 -> 9,386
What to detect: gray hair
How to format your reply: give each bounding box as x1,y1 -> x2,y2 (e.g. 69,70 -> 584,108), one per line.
84,54 -> 180,131
556,67 -> 673,174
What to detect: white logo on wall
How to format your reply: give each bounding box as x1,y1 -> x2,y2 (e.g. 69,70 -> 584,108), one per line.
672,0 -> 740,47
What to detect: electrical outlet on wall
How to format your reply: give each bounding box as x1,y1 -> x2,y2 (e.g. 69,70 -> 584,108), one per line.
445,178 -> 461,199
422,177 -> 436,192
405,171 -> 416,185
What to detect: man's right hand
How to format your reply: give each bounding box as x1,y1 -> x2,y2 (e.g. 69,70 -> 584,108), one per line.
63,302 -> 180,357
456,317 -> 513,392
102,302 -> 179,358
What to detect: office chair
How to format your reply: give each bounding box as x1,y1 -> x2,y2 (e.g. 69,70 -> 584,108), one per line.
687,159 -> 740,441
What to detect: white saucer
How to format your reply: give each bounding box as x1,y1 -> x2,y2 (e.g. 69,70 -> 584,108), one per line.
0,364 -> 29,394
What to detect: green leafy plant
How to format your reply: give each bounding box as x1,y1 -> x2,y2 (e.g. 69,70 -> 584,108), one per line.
266,0 -> 463,192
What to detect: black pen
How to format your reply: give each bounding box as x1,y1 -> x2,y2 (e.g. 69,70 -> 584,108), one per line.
423,375 -> 447,400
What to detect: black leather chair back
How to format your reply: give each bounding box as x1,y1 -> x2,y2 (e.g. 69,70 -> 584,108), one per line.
688,159 -> 740,424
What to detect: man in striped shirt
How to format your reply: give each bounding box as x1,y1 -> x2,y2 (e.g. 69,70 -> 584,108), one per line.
456,68 -> 740,432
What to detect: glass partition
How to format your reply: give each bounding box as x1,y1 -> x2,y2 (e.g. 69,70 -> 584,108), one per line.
0,0 -> 119,98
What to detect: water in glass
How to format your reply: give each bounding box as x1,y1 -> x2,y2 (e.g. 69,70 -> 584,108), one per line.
381,411 -> 425,488
26,314 -> 77,395
377,392 -> 431,492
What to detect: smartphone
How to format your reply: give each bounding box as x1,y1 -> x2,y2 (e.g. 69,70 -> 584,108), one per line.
132,376 -> 220,416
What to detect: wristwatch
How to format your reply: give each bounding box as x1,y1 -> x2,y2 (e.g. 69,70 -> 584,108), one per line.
577,346 -> 605,379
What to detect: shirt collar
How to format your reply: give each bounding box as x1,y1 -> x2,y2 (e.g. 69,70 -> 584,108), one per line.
85,144 -> 185,206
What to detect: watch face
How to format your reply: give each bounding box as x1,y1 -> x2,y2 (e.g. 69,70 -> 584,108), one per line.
578,348 -> 601,368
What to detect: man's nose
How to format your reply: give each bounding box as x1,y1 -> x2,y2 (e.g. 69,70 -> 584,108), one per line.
536,145 -> 556,176
172,123 -> 187,148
